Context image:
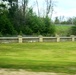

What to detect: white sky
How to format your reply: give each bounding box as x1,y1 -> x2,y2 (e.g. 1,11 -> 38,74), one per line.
53,0 -> 76,18
27,0 -> 76,20
1,0 -> 76,19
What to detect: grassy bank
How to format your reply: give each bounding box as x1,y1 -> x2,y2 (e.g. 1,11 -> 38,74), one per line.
0,42 -> 76,74
55,25 -> 72,36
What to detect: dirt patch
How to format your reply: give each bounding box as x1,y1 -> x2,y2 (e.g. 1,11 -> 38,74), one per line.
0,68 -> 74,75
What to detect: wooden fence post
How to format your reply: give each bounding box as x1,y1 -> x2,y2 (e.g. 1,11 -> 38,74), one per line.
39,35 -> 43,42
56,35 -> 60,42
71,35 -> 75,42
18,35 -> 22,43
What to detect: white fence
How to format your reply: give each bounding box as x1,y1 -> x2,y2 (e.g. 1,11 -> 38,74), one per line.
0,35 -> 76,43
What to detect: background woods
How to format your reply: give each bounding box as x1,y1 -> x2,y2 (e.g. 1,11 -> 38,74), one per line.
0,0 -> 76,36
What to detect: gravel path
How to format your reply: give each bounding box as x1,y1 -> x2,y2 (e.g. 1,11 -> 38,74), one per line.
0,68 -> 75,75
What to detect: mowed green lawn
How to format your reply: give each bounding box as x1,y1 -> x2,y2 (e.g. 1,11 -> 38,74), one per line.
0,42 -> 76,74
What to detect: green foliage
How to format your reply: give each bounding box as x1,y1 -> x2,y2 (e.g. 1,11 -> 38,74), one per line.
72,17 -> 76,25
43,16 -> 55,36
24,26 -> 33,35
19,31 -> 23,35
0,13 -> 16,35
70,17 -> 76,35
55,25 -> 72,36
71,26 -> 76,35
0,0 -> 55,36
54,17 -> 60,24
0,3 -> 6,8
66,18 -> 73,24
0,32 -> 3,36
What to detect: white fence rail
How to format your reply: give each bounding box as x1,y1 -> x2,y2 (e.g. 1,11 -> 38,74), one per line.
0,35 -> 76,43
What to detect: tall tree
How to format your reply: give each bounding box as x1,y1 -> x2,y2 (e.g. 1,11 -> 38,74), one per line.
36,0 -> 40,16
45,0 -> 54,17
54,17 -> 60,24
0,2 -> 16,35
22,0 -> 28,16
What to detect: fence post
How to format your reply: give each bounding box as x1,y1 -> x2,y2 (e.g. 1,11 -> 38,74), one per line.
39,35 -> 43,42
18,35 -> 22,43
56,35 -> 60,42
71,35 -> 75,42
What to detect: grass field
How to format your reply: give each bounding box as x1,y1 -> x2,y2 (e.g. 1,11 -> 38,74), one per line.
0,42 -> 76,74
55,25 -> 72,36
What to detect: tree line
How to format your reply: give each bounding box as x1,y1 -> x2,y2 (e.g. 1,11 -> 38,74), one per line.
0,0 -> 76,36
54,16 -> 76,25
54,16 -> 76,35
0,0 -> 56,36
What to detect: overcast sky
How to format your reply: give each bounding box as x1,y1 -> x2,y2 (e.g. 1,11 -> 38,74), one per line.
26,0 -> 76,19
1,0 -> 76,19
53,0 -> 76,18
